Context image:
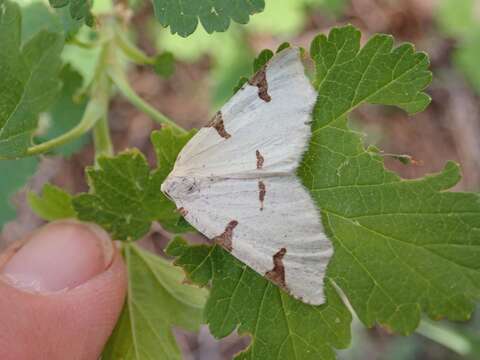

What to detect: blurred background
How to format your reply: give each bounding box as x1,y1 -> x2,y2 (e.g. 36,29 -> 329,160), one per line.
2,0 -> 480,359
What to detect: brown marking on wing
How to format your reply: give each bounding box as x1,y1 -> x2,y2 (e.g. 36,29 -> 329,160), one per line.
256,150 -> 264,169
177,207 -> 188,217
212,220 -> 238,252
206,111 -> 231,139
248,65 -> 271,102
265,248 -> 287,290
258,180 -> 266,211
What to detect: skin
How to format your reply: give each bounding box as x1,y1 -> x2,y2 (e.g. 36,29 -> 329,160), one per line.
0,221 -> 127,360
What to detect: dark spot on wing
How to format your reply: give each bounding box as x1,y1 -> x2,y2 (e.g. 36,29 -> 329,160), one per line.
206,111 -> 231,139
248,65 -> 271,102
177,207 -> 188,217
265,248 -> 287,290
258,180 -> 266,211
212,220 -> 238,252
256,150 -> 264,169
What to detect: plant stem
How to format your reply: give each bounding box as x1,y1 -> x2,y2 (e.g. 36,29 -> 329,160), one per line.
109,70 -> 186,134
91,37 -> 115,160
26,78 -> 110,156
68,37 -> 98,49
416,319 -> 473,356
115,30 -> 154,65
112,25 -> 187,133
93,115 -> 114,159
25,28 -> 114,158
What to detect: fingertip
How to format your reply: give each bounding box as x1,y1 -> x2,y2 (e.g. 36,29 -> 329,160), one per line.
1,220 -> 115,293
0,221 -> 128,360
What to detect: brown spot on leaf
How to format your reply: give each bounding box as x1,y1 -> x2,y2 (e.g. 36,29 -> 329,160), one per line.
265,248 -> 287,290
177,207 -> 188,217
248,65 -> 271,102
206,111 -> 231,139
256,150 -> 264,169
182,278 -> 193,285
258,181 -> 266,211
212,220 -> 238,252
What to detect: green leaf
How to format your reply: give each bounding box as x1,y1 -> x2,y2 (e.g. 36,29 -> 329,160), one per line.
303,116 -> 480,331
70,0 -> 90,20
20,2 -> 63,44
319,25 -> 476,346
50,0 -> 70,7
233,76 -> 249,94
57,5 -> 85,39
61,26 -> 102,91
167,25 -> 480,359
166,238 -> 352,360
0,157 -> 38,229
103,242 -> 207,360
73,128 -> 195,241
276,42 -> 291,53
48,0 -> 94,25
20,1 -> 82,42
28,184 -> 76,221
151,127 -> 195,182
73,150 -> 165,241
37,65 -> 89,156
304,135 -> 480,332
253,48 -> 273,72
153,51 -> 175,78
301,26 -> 480,335
152,0 -> 265,37
151,127 -> 197,232
0,0 -> 64,158
310,25 -> 431,128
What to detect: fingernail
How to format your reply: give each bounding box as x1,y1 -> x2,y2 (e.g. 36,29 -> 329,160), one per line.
0,220 -> 114,293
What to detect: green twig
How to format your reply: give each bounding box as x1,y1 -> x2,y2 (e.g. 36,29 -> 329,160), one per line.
91,40 -> 114,160
68,37 -> 98,49
109,69 -> 185,134
26,77 -> 110,156
25,30 -> 114,158
417,319 -> 473,357
115,30 -> 154,65
93,115 -> 114,159
112,27 -> 186,133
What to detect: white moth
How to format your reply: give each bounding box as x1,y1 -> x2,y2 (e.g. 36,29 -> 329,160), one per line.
161,48 -> 333,305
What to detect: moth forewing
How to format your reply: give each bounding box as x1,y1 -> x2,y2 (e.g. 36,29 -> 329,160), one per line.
161,47 -> 333,305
